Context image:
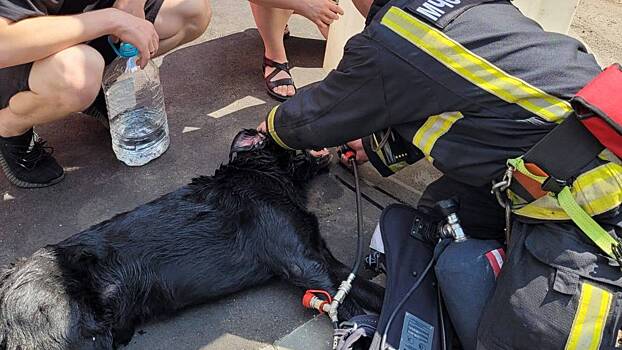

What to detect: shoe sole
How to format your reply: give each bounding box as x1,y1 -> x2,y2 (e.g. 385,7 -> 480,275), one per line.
0,152 -> 65,189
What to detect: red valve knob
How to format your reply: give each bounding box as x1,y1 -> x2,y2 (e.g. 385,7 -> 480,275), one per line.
302,290 -> 333,314
343,150 -> 356,161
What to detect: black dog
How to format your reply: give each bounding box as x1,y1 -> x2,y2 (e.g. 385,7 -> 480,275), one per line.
0,129 -> 383,350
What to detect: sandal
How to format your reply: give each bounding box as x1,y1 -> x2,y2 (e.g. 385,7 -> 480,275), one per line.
263,57 -> 297,102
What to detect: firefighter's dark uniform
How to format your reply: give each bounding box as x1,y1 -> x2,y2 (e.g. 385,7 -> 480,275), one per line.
265,0 -> 622,348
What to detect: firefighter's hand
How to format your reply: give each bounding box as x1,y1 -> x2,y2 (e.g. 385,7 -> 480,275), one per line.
340,139 -> 368,166
257,121 -> 267,133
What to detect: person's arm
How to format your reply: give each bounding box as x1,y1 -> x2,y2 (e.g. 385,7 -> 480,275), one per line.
264,33 -> 453,151
264,34 -> 386,151
0,7 -> 158,69
249,0 -> 343,34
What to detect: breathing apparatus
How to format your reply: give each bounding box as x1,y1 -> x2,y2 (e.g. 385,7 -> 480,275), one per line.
300,145 -> 491,350
378,199 -> 466,350
436,199 -> 467,242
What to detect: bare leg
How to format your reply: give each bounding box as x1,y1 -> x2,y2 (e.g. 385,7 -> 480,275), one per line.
250,3 -> 296,98
154,0 -> 212,56
0,45 -> 104,138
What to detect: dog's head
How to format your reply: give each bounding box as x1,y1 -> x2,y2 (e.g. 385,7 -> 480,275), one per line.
229,129 -> 331,181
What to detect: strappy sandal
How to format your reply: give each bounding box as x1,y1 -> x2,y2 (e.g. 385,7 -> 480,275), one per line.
263,57 -> 297,102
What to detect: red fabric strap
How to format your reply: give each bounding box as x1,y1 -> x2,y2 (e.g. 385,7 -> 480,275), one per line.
485,248 -> 505,279
572,64 -> 622,157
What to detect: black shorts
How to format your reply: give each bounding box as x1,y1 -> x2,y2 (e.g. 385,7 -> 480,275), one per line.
0,0 -> 164,109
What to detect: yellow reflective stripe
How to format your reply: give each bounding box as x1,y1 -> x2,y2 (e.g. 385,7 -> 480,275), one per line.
381,7 -> 573,123
565,283 -> 612,350
599,149 -> 622,165
577,164 -> 622,214
566,284 -> 595,350
592,287 -> 612,349
267,105 -> 294,150
514,162 -> 622,220
413,112 -> 463,161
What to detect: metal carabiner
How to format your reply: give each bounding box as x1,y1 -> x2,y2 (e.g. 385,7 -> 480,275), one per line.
491,167 -> 514,193
491,166 -> 515,246
491,167 -> 514,209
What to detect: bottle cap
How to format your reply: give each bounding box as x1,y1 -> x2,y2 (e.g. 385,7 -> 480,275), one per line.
118,43 -> 139,58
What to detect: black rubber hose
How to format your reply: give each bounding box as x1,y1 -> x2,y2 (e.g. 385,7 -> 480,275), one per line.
350,159 -> 364,275
331,156 -> 363,336
380,241 -> 449,349
380,254 -> 435,349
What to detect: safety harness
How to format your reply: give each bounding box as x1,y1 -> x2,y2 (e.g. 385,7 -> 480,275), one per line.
505,64 -> 622,261
377,4 -> 622,262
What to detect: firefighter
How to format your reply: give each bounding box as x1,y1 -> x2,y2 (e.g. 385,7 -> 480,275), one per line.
259,0 -> 622,348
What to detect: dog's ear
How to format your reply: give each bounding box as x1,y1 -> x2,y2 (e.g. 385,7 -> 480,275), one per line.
230,129 -> 267,159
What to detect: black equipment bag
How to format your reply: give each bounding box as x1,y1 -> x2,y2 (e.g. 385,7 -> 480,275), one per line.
369,204 -> 454,350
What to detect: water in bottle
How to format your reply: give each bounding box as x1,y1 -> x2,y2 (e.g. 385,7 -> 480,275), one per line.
102,42 -> 170,166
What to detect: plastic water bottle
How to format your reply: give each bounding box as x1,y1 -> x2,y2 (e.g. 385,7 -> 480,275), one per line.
102,41 -> 170,166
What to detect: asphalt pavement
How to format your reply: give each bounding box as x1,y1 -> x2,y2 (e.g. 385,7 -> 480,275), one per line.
0,2 -> 439,349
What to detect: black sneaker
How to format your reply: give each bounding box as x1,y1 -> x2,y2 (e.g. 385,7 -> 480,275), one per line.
0,129 -> 65,188
82,91 -> 110,129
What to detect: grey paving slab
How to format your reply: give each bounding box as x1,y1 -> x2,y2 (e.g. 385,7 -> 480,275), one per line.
272,316 -> 334,350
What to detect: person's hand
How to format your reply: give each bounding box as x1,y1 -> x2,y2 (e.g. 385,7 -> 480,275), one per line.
317,24 -> 330,40
295,0 -> 344,37
109,6 -> 158,69
257,121 -> 267,133
340,139 -> 369,166
309,148 -> 330,158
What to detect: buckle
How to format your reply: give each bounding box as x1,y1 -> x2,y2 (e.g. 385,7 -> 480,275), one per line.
541,176 -> 568,194
612,241 -> 622,271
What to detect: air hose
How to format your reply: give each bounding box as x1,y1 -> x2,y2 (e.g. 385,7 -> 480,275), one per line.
300,146 -> 368,349
347,148 -> 365,275
328,147 -> 365,331
379,241 -> 449,350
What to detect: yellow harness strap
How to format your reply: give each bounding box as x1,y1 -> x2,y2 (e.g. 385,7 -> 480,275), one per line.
508,157 -> 619,260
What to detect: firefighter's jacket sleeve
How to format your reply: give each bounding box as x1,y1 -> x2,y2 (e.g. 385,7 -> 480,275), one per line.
267,0 -> 610,189
265,33 -> 463,152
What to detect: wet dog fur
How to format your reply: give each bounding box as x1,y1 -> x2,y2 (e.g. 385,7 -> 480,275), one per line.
0,129 -> 384,350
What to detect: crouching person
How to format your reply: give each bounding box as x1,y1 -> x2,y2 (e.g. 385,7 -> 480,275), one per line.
0,0 -> 212,188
